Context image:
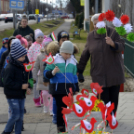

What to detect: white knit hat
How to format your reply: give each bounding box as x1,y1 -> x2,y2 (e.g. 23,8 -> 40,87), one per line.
34,29 -> 44,40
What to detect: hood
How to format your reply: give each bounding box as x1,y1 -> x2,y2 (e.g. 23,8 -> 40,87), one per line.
73,43 -> 79,54
7,36 -> 16,52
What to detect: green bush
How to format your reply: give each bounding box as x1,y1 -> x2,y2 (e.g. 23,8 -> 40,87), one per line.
75,12 -> 84,29
78,12 -> 84,29
75,14 -> 79,26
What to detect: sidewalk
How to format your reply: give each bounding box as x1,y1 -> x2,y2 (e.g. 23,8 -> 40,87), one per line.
0,20 -> 134,134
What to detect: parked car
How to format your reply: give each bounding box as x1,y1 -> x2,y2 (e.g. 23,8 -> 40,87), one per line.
39,14 -> 43,19
61,15 -> 69,19
29,14 -> 36,20
5,13 -> 18,23
16,14 -> 22,21
0,14 -> 6,21
68,14 -> 73,19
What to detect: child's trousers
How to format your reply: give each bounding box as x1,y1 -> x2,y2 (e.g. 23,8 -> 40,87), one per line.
53,94 -> 67,131
33,78 -> 40,99
42,90 -> 53,111
4,99 -> 25,134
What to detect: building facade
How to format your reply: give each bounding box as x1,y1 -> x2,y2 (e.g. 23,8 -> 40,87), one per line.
1,0 -> 10,13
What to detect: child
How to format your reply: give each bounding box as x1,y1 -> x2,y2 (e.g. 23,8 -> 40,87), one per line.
33,38 -> 53,115
2,39 -> 29,134
44,41 -> 79,133
16,35 -> 28,49
25,34 -> 33,50
57,30 -> 69,47
28,29 -> 44,107
0,38 -> 9,59
0,36 -> 15,87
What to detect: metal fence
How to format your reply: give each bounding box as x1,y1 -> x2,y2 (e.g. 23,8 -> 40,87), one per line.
124,38 -> 134,77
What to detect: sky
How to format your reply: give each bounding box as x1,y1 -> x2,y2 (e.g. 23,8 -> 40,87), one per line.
40,0 -> 66,8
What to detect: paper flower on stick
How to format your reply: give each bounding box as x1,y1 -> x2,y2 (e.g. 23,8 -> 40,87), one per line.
79,96 -> 97,111
107,112 -> 118,129
42,53 -> 54,64
23,62 -> 35,72
98,13 -> 106,21
112,17 -> 122,27
105,10 -> 115,22
81,118 -> 97,133
90,83 -> 103,96
96,21 -> 106,28
73,102 -> 86,117
115,26 -> 126,36
97,28 -> 106,35
127,32 -> 134,42
120,15 -> 129,25
81,89 -> 89,97
124,23 -> 133,33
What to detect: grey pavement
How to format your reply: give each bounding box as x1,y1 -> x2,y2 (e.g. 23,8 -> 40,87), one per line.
0,88 -> 134,134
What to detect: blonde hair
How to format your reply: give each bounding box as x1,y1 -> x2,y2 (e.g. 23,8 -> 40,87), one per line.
46,41 -> 59,56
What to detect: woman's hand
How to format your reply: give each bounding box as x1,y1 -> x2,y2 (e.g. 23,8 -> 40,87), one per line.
105,37 -> 115,48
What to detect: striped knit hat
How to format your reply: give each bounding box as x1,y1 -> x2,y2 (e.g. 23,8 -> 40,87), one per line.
10,39 -> 27,60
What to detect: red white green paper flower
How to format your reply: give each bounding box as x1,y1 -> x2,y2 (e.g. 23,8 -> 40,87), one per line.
81,118 -> 97,133
42,53 -> 54,64
23,62 -> 35,72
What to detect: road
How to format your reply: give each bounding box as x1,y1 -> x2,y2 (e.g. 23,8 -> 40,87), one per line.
0,18 -> 49,31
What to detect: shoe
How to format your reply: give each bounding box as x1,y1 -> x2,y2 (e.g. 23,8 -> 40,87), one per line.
43,106 -> 48,113
1,131 -> 11,134
57,126 -> 66,133
50,111 -> 53,116
22,121 -> 24,131
52,114 -> 57,124
33,98 -> 42,107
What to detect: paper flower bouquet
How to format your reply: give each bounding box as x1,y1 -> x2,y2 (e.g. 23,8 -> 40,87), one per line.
96,10 -> 134,42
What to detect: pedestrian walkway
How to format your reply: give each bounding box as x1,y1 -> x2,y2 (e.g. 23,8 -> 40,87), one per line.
0,20 -> 134,134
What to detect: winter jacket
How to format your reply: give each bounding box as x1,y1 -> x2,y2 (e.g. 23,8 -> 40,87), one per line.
27,42 -> 43,62
13,25 -> 35,42
77,26 -> 125,88
32,50 -> 49,90
3,56 -> 29,99
44,54 -> 79,95
0,46 -> 7,59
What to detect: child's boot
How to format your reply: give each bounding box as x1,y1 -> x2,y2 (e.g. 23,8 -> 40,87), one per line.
43,106 -> 48,113
33,98 -> 42,107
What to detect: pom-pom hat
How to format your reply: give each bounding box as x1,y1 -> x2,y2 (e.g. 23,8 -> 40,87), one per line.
10,39 -> 27,60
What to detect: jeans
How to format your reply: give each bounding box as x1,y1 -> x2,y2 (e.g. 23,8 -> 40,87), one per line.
4,99 -> 25,134
53,98 -> 57,115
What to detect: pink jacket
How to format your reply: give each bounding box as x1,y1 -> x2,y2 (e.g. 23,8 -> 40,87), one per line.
27,42 -> 43,62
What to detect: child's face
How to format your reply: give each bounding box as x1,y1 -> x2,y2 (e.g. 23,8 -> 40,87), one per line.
59,37 -> 68,47
36,36 -> 43,44
60,53 -> 71,60
17,55 -> 26,62
28,41 -> 32,47
4,43 -> 8,48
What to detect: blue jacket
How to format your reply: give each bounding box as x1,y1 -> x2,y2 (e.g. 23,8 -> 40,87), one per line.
44,54 -> 79,95
0,46 -> 7,59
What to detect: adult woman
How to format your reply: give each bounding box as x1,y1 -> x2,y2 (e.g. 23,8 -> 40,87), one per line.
13,15 -> 35,42
77,13 -> 125,115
